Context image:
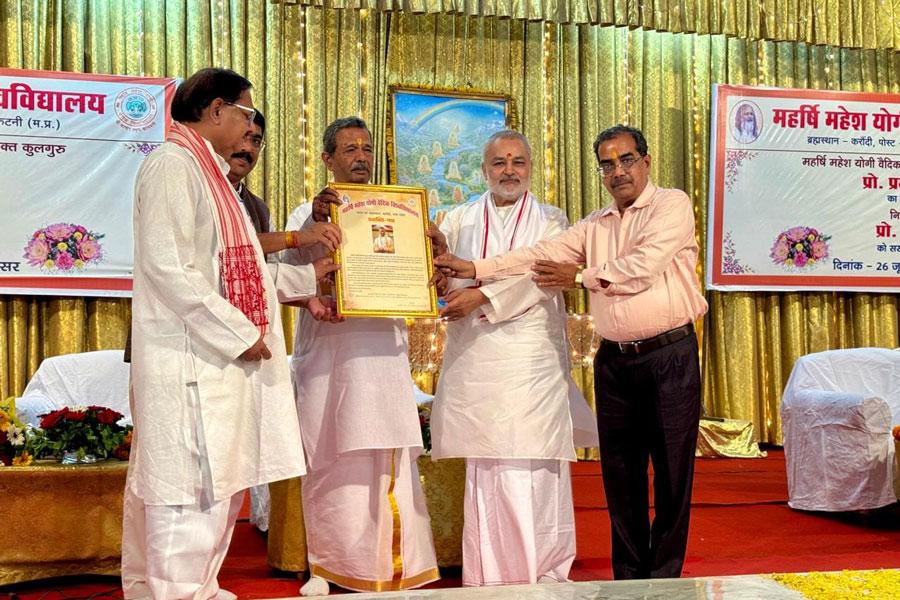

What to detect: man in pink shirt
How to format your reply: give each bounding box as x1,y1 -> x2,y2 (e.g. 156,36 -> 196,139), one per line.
435,124 -> 708,580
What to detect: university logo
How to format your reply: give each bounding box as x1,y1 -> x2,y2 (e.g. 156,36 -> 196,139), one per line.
114,88 -> 157,131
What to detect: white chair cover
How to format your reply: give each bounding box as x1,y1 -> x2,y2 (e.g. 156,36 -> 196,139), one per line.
15,350 -> 131,427
781,347 -> 899,511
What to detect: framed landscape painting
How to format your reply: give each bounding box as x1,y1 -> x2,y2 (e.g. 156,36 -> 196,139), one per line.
387,85 -> 514,222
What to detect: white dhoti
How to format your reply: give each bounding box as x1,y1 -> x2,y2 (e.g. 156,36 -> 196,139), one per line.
462,458 -> 575,587
122,385 -> 243,600
302,448 -> 439,592
121,488 -> 242,600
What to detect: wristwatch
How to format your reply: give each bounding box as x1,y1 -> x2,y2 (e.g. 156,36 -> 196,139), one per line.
574,265 -> 586,288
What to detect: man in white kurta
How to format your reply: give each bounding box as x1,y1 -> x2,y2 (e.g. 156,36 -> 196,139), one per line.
280,117 -> 438,596
122,68 -> 332,600
431,130 -> 598,587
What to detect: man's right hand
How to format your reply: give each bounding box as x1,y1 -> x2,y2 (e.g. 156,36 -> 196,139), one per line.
239,334 -> 271,361
295,222 -> 342,251
312,187 -> 342,222
426,223 -> 448,257
433,253 -> 476,280
313,256 -> 340,281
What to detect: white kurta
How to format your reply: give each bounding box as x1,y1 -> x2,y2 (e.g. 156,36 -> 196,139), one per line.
130,139 -> 317,506
432,196 -> 598,461
280,206 -> 423,470
279,203 -> 437,591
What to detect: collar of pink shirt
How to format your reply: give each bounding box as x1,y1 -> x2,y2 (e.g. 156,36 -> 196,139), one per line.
596,181 -> 658,219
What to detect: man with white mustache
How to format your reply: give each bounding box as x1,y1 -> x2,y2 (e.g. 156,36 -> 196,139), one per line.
429,130 -> 598,587
435,125 -> 707,581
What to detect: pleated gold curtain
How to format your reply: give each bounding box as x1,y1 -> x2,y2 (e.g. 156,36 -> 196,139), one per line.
2,1 -> 899,445
278,0 -> 900,51
0,0 -> 304,398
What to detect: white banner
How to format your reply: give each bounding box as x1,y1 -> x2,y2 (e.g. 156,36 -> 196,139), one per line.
0,68 -> 175,297
707,84 -> 900,292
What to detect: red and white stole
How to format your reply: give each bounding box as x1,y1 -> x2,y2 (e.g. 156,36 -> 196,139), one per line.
454,190 -> 547,288
167,121 -> 269,334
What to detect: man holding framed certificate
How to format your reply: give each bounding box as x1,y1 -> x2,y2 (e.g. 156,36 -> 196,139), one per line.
428,130 -> 598,587
327,181 -> 438,319
279,117 -> 439,595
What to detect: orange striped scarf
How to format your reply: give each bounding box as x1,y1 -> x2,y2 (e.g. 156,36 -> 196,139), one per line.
167,121 -> 269,334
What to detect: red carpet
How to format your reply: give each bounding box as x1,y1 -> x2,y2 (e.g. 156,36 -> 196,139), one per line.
4,449 -> 899,599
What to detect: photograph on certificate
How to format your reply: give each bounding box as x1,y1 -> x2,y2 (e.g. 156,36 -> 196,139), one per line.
330,183 -> 438,318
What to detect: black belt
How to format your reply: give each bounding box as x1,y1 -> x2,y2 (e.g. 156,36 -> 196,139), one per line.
601,324 -> 693,355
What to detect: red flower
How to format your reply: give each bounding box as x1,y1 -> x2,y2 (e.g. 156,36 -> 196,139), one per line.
40,409 -> 66,429
64,408 -> 86,422
96,408 -> 123,425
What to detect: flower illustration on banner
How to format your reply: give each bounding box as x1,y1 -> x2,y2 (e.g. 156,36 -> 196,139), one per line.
721,231 -> 754,274
724,150 -> 759,194
124,141 -> 160,156
770,226 -> 831,268
23,223 -> 105,271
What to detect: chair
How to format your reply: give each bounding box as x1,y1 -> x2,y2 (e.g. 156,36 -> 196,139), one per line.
781,348 -> 899,511
15,350 -> 131,427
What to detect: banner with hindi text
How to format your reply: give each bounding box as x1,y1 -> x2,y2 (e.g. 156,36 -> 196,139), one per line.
707,84 -> 900,292
0,68 -> 175,297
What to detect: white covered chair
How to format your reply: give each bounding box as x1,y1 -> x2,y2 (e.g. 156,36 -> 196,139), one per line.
15,349 -> 131,427
781,347 -> 899,512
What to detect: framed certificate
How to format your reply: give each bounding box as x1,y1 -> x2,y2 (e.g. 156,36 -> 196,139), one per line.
330,183 -> 438,318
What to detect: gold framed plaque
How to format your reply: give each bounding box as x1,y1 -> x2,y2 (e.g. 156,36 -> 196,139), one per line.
330,183 -> 438,318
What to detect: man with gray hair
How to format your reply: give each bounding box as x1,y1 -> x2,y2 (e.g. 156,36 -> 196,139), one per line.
429,129 -> 598,586
279,116 -> 439,595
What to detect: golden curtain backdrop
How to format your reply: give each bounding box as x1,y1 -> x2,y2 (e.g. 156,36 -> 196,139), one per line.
274,0 -> 900,50
2,1 -> 899,444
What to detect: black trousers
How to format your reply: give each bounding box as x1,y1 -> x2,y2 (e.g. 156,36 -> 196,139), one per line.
593,330 -> 702,579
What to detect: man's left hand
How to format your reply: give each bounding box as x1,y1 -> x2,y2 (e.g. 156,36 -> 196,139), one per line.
532,260 -> 580,288
440,287 -> 487,321
307,295 -> 345,323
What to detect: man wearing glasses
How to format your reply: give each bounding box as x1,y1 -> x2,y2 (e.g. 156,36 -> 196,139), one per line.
435,124 -> 708,581
227,110 -> 340,257
123,68 -> 337,599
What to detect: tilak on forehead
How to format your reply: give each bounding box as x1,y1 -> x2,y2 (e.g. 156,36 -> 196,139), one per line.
356,136 -> 364,146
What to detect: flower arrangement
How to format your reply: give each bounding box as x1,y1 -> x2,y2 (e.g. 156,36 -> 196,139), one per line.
0,398 -> 33,466
770,226 -> 830,268
23,223 -> 105,271
29,405 -> 131,463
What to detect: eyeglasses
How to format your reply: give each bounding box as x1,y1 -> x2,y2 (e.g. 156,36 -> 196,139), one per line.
596,154 -> 643,176
245,133 -> 266,150
225,101 -> 256,124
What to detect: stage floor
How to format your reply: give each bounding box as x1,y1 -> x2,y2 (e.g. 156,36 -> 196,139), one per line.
3,449 -> 898,599
265,573 -> 809,600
